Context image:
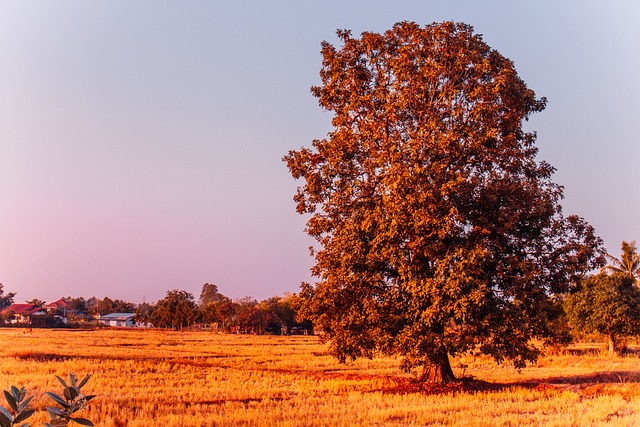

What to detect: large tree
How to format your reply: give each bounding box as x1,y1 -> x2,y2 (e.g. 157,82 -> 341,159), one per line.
284,21 -> 604,384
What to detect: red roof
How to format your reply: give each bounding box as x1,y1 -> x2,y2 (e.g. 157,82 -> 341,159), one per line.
43,299 -> 68,310
1,304 -> 43,316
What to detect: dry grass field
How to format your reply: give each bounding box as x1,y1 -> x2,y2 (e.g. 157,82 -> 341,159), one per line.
0,328 -> 639,426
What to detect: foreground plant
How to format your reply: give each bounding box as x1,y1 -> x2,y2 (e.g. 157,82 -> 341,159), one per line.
0,386 -> 35,427
45,373 -> 95,427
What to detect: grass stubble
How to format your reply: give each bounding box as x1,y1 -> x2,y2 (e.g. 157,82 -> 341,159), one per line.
0,329 -> 639,426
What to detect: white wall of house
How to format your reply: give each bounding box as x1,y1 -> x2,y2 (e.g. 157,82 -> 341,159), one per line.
99,314 -> 144,327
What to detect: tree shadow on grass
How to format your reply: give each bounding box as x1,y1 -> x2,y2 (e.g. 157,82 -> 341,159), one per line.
539,371 -> 640,385
12,350 -> 640,397
372,371 -> 640,396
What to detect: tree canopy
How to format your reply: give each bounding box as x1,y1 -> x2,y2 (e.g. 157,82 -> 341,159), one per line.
285,21 -> 604,383
25,299 -> 45,307
198,283 -> 227,307
0,284 -> 16,310
564,272 -> 640,356
97,297 -> 136,315
152,290 -> 198,329
601,241 -> 640,284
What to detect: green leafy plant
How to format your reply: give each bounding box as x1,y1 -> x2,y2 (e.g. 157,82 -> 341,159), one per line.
44,373 -> 95,427
0,386 -> 35,427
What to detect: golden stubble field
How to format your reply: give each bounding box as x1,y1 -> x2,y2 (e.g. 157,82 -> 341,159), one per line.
0,328 -> 639,426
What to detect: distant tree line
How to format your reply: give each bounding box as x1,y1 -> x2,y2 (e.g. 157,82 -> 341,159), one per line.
3,243 -> 640,350
0,282 -> 311,335
145,284 -> 312,334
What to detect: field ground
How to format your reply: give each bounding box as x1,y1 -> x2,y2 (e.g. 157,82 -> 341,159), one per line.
0,329 -> 639,426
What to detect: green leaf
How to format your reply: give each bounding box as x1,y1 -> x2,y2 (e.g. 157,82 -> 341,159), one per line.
3,390 -> 17,412
10,386 -> 20,402
17,395 -> 34,412
77,374 -> 91,390
45,392 -> 69,409
0,408 -> 12,427
46,406 -> 66,417
71,417 -> 94,426
54,375 -> 68,388
84,395 -> 96,403
13,408 -> 35,424
63,386 -> 79,401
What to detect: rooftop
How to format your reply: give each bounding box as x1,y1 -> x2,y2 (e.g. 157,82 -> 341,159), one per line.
99,313 -> 136,320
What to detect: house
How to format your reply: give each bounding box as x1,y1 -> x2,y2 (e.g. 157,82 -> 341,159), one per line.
98,313 -> 139,327
1,304 -> 47,324
43,298 -> 68,314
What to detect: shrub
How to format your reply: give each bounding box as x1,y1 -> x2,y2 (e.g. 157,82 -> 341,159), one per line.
0,386 -> 35,427
0,373 -> 94,427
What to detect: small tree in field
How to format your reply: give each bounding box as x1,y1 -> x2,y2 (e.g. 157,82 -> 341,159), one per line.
564,272 -> 640,356
285,21 -> 604,384
152,290 -> 198,330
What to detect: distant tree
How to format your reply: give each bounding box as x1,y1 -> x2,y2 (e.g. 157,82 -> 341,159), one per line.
231,297 -> 260,333
564,272 -> 640,356
66,297 -> 88,312
200,295 -> 234,331
25,299 -> 45,307
97,297 -> 115,315
258,296 -> 298,334
86,297 -> 99,315
0,284 -> 16,310
198,283 -> 227,307
1,308 -> 15,325
601,241 -> 640,284
286,293 -> 314,334
134,302 -> 155,326
285,21 -> 604,383
97,297 -> 136,315
197,283 -> 233,331
112,299 -> 136,313
152,290 -> 198,329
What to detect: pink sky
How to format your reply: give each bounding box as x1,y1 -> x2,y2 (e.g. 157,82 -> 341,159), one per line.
0,1 -> 638,303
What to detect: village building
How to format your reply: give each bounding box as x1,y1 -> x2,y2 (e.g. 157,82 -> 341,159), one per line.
43,298 -> 69,314
1,304 -> 47,325
98,313 -> 146,328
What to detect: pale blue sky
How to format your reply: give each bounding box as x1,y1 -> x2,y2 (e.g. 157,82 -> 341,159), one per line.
0,1 -> 638,303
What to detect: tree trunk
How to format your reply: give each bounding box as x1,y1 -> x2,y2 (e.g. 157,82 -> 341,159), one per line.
608,333 -> 626,356
608,334 -> 617,357
418,352 -> 457,384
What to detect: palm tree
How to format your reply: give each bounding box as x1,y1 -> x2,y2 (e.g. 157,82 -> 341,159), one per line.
601,241 -> 640,284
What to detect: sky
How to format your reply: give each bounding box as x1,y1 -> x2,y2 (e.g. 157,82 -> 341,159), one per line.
0,1 -> 638,304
